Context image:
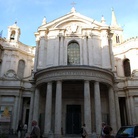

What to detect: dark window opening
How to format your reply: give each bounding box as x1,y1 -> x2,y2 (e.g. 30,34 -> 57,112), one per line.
116,35 -> 120,43
10,31 -> 15,40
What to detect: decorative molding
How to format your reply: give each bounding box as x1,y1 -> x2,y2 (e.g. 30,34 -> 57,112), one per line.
4,69 -> 17,79
132,70 -> 138,78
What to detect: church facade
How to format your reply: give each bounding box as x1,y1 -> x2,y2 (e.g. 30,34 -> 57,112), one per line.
0,8 -> 138,137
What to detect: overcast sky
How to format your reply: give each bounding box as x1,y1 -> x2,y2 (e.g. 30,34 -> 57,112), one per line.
1,0 -> 138,46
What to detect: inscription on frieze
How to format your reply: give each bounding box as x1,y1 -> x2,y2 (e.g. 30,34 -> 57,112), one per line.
36,68 -> 113,86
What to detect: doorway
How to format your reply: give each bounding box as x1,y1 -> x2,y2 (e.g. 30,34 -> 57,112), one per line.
119,97 -> 128,125
66,105 -> 81,134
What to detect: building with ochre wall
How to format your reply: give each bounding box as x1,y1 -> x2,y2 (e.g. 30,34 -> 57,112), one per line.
0,7 -> 138,138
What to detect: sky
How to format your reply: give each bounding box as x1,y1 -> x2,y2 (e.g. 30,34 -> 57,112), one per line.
0,0 -> 138,46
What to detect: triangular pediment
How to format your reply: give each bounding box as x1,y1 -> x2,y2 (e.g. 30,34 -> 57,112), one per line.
38,11 -> 108,32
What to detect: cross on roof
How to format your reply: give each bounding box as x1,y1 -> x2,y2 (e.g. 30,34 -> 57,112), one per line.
71,1 -> 76,7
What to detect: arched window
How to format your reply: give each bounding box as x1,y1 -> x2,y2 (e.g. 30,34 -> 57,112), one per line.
17,60 -> 25,79
67,41 -> 80,65
123,59 -> 131,77
10,30 -> 15,40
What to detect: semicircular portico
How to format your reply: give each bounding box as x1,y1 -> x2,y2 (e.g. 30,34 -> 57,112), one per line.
33,66 -> 116,137
34,66 -> 114,87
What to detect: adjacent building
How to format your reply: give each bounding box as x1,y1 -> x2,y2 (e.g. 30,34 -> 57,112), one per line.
0,7 -> 138,137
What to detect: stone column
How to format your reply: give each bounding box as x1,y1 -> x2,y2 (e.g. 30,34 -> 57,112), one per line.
44,82 -> 53,136
84,80 -> 92,135
108,87 -> 117,133
55,81 -> 62,138
33,88 -> 40,122
12,96 -> 19,132
94,81 -> 102,135
28,90 -> 35,133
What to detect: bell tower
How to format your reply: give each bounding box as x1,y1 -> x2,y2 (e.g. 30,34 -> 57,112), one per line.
110,9 -> 123,46
7,22 -> 21,42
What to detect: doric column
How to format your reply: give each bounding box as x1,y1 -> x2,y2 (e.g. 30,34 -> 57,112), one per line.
94,81 -> 102,135
55,81 -> 62,137
44,82 -> 53,136
28,90 -> 35,133
108,87 -> 117,133
12,96 -> 19,132
84,80 -> 92,135
33,88 -> 40,122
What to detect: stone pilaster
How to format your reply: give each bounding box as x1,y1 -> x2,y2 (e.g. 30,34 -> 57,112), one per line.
130,96 -> 135,124
83,36 -> 88,65
101,30 -> 111,68
38,37 -> 46,68
34,41 -> 39,72
59,35 -> 64,65
126,92 -> 131,125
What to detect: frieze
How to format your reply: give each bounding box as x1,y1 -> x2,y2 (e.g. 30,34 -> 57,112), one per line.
35,66 -> 114,86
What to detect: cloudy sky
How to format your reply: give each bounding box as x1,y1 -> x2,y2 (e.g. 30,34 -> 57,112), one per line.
1,0 -> 138,46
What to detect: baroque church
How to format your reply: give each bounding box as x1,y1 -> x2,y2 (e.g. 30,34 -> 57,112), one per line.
0,7 -> 138,137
